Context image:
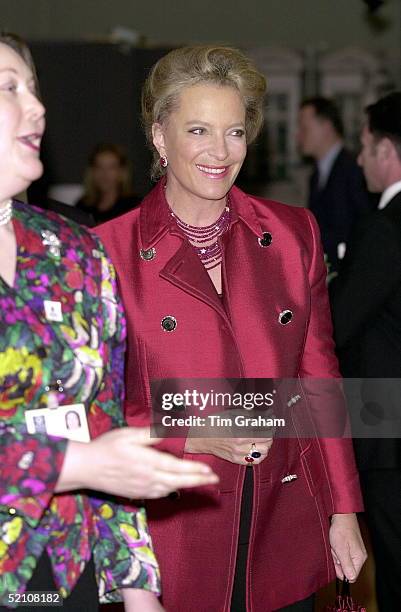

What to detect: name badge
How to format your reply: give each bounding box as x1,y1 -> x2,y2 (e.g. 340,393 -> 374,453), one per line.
25,403 -> 90,443
43,300 -> 63,322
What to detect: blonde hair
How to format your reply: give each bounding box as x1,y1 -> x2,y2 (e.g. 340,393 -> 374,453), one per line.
142,45 -> 267,180
81,143 -> 132,207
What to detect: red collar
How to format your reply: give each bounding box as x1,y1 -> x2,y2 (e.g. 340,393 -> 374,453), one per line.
139,178 -> 265,250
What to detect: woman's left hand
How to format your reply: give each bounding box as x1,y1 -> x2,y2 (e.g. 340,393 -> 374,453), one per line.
329,513 -> 367,582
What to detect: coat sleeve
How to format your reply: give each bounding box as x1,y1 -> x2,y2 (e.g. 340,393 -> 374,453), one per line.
299,210 -> 364,514
330,214 -> 401,349
87,238 -> 161,599
0,426 -> 67,525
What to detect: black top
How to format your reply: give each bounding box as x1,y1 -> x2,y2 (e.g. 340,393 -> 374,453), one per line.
28,197 -> 95,227
76,194 -> 141,225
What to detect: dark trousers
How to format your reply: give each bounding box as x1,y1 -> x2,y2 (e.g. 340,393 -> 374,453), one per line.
230,468 -> 315,612
0,550 -> 99,612
360,469 -> 401,612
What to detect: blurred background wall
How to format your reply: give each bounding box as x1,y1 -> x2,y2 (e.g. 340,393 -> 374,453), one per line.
1,0 -> 400,54
1,0 -> 400,204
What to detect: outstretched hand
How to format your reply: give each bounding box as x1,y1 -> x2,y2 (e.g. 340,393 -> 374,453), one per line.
57,427 -> 219,498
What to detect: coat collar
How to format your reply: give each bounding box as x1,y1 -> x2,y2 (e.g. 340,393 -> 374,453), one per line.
139,178 -> 265,250
378,179 -> 401,210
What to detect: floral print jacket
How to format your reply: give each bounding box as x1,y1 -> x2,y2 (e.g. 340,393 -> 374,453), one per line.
0,201 -> 160,607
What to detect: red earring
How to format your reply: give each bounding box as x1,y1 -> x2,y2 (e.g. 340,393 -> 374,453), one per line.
160,155 -> 168,168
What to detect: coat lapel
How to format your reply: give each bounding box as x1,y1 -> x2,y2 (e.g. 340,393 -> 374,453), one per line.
159,240 -> 226,317
139,179 -> 228,320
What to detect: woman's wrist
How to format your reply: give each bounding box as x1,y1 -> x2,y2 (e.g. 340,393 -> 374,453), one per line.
330,512 -> 357,525
184,437 -> 206,454
122,588 -> 163,612
55,440 -> 94,492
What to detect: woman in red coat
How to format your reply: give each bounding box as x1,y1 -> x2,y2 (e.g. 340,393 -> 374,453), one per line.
96,46 -> 366,611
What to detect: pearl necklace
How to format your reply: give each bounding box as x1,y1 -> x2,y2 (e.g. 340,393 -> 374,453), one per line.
169,199 -> 231,271
0,200 -> 13,227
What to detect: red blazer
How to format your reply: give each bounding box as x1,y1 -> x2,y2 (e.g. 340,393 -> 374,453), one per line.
96,180 -> 363,612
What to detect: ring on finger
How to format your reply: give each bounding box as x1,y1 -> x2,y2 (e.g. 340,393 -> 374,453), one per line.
244,443 -> 261,464
244,452 -> 254,463
250,443 -> 262,459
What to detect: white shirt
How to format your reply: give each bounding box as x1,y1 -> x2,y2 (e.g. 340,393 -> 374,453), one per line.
378,180 -> 401,210
317,142 -> 343,189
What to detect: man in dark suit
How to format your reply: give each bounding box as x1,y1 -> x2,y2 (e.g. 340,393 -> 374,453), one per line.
298,97 -> 375,273
330,92 -> 401,611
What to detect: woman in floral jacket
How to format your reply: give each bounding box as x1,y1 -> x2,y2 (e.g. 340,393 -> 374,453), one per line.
0,34 -> 217,612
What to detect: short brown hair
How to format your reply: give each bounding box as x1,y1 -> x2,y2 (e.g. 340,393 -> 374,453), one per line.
142,45 -> 267,179
0,32 -> 40,96
300,96 -> 344,137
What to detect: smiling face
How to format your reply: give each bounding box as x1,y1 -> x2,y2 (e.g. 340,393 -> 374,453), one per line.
0,42 -> 45,203
152,83 -> 247,211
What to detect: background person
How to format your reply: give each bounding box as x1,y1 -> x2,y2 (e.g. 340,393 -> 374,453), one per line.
76,143 -> 141,224
0,33 -> 218,612
297,97 -> 375,274
97,46 -> 367,612
330,91 -> 401,612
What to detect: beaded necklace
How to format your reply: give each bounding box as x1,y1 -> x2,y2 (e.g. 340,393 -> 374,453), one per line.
169,199 -> 231,270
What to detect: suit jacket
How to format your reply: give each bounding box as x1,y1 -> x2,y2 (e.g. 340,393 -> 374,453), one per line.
97,180 -> 363,612
309,147 -> 375,273
330,190 -> 401,470
0,202 -> 159,606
